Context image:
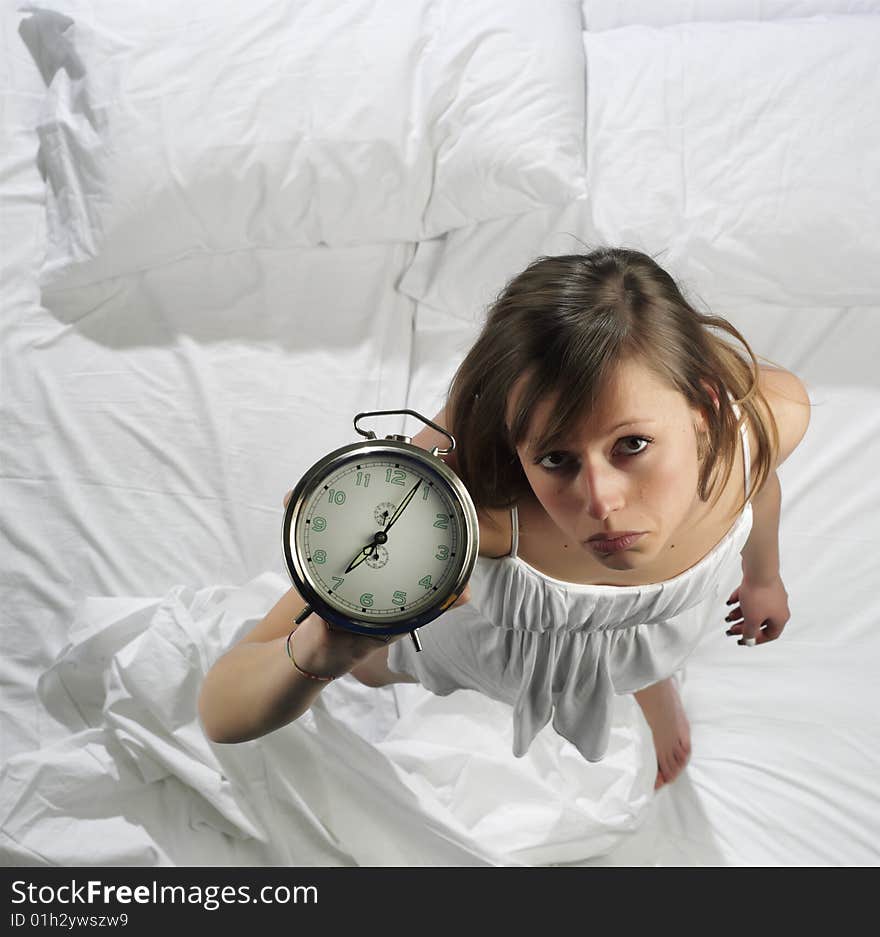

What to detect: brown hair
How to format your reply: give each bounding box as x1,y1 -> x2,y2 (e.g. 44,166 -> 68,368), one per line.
446,247 -> 785,523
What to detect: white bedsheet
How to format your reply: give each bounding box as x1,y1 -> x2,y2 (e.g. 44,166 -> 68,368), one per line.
0,573 -> 659,866
2,3 -> 879,868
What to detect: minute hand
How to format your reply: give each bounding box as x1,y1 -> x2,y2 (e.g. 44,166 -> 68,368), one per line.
383,479 -> 422,533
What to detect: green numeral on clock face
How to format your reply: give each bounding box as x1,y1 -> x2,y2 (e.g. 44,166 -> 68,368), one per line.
435,544 -> 449,561
328,489 -> 346,505
356,472 -> 371,488
422,486 -> 430,501
360,593 -> 374,607
419,575 -> 432,590
433,514 -> 449,529
385,468 -> 407,486
331,577 -> 345,590
312,516 -> 327,531
313,549 -> 327,564
392,590 -> 407,606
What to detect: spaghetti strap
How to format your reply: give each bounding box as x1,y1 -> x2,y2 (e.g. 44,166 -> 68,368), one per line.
728,392 -> 751,493
509,504 -> 520,558
727,391 -> 752,494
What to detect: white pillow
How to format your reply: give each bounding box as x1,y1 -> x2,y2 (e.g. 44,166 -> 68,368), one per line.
582,0 -> 880,30
584,14 -> 880,305
18,0 -> 586,290
398,14 -> 880,315
398,197 -> 605,322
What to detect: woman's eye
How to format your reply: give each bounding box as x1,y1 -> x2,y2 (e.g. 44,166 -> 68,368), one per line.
618,436 -> 651,456
535,437 -> 652,471
537,452 -> 568,470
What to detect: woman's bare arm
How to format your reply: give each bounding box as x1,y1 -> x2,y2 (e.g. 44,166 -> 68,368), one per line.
197,584 -> 382,743
198,444 -> 470,743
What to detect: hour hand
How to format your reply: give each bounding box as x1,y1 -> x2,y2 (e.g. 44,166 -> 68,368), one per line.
344,541 -> 375,574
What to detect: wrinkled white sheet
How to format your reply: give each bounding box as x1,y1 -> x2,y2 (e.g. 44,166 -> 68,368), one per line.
0,573 -> 656,866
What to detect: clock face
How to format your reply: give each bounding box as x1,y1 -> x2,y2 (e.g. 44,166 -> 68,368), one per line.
289,450 -> 468,627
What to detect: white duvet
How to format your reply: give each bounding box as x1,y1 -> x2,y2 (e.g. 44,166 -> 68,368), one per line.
0,574 -> 656,866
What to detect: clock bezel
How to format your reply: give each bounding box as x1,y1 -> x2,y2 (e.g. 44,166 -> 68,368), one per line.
282,438 -> 479,637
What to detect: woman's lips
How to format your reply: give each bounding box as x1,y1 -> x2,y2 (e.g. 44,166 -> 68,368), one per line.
587,532 -> 645,553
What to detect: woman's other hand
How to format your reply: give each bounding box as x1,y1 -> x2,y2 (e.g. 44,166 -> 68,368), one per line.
724,574 -> 790,646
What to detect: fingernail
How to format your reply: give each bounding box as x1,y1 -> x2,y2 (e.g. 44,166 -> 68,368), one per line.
726,600 -> 734,605
726,629 -> 735,636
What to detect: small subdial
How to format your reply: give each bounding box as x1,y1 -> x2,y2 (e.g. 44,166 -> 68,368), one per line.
374,501 -> 397,527
364,544 -> 389,569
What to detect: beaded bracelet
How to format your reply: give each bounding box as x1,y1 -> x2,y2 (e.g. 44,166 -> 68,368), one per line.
286,628 -> 337,682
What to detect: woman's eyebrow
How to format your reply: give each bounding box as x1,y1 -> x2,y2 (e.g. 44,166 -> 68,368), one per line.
606,418 -> 657,433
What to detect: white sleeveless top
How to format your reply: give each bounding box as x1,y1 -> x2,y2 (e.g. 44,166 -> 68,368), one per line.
389,400 -> 754,763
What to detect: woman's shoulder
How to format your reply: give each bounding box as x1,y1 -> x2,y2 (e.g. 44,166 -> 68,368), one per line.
754,365 -> 811,469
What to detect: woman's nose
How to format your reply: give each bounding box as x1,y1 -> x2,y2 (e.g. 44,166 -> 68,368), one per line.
575,464 -> 624,519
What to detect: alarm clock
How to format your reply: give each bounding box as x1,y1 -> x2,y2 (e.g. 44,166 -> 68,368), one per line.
282,409 -> 479,650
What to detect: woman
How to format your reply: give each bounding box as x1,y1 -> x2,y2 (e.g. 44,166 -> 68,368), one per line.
198,247 -> 811,792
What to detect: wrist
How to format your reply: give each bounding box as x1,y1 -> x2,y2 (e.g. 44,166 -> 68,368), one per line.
287,613 -> 364,679
286,628 -> 339,681
742,566 -> 780,587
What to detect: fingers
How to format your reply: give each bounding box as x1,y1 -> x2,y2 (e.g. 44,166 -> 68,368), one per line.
724,609 -> 782,646
725,601 -> 759,644
724,604 -> 743,635
726,609 -> 759,644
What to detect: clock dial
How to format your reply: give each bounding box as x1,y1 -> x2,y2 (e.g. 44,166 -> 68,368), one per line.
293,454 -> 464,623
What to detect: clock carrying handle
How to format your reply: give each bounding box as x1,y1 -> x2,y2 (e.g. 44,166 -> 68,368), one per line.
353,409 -> 455,458
294,604 -> 423,652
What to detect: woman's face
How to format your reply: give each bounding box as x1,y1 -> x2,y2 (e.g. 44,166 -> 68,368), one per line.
508,359 -> 712,572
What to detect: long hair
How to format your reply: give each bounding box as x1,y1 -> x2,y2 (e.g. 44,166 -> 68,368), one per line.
446,247 -> 783,523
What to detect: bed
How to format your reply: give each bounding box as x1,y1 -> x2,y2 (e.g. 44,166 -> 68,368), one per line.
1,0 -> 878,867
